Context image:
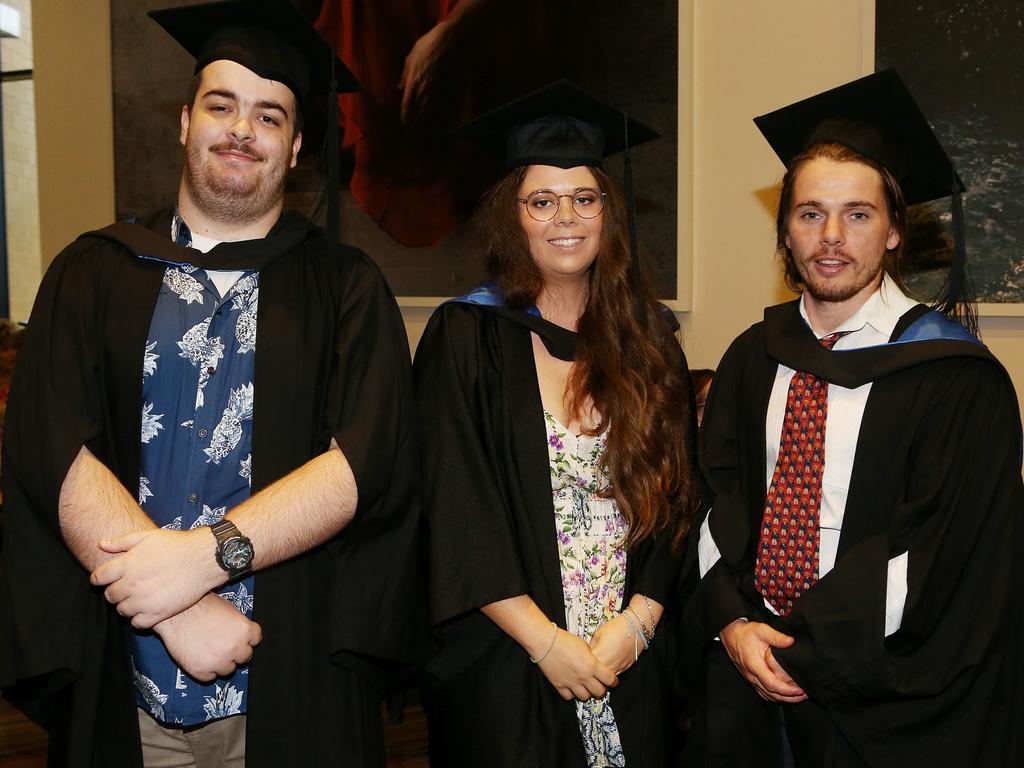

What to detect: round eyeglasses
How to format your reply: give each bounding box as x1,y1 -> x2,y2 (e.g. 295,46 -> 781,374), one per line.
516,187 -> 606,222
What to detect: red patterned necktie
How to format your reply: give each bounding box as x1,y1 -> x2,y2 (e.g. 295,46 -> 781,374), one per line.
755,331 -> 849,616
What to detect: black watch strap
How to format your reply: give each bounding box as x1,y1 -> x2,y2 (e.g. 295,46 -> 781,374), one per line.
211,519 -> 254,580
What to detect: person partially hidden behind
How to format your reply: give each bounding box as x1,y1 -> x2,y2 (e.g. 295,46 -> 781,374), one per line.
684,70 -> 1024,767
0,2 -> 422,767
689,369 -> 714,427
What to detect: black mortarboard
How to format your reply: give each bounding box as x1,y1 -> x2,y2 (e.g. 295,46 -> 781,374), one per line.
754,69 -> 976,334
149,0 -> 359,109
454,80 -> 658,170
754,69 -> 962,207
150,0 -> 360,260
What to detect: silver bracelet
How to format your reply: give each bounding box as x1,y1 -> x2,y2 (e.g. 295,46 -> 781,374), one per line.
629,607 -> 653,643
625,609 -> 650,649
622,609 -> 641,661
530,621 -> 558,664
642,596 -> 657,640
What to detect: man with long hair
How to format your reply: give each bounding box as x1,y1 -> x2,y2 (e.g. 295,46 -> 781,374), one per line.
684,71 -> 1023,766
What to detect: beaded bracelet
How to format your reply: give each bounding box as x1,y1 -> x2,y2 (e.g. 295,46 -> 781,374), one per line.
530,621 -> 558,664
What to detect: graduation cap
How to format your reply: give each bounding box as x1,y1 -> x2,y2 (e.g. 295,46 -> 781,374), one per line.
149,0 -> 359,109
456,80 -> 659,274
149,0 -> 360,258
454,79 -> 658,170
754,69 -> 976,334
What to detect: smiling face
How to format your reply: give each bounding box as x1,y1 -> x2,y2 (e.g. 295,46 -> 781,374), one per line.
518,164 -> 604,290
784,156 -> 900,318
179,59 -> 302,226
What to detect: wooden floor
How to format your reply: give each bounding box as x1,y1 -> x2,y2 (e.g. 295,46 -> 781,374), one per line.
0,697 -> 45,768
0,696 -> 429,767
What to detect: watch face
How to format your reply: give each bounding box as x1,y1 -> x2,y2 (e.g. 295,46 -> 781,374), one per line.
221,537 -> 254,570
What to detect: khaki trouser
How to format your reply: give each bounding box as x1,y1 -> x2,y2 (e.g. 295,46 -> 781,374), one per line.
136,708 -> 246,768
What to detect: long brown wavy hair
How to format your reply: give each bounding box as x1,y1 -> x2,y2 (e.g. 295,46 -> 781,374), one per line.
776,142 -> 908,293
475,166 -> 698,548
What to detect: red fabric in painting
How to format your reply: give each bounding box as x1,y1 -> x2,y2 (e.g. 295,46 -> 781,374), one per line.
314,1 -> 553,247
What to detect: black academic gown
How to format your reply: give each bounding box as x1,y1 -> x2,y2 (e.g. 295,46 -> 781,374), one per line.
0,210 -> 426,768
414,301 -> 689,768
683,300 -> 1024,768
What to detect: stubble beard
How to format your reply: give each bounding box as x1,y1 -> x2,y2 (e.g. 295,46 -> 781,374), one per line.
797,248 -> 886,305
184,139 -> 288,226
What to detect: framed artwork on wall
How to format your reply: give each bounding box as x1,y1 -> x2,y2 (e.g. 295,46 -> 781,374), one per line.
876,1 -> 1024,315
111,0 -> 691,308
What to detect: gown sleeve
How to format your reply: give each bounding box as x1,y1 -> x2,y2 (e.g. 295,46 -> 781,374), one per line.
0,240 -> 118,711
3,242 -> 108,531
320,253 -> 427,669
687,330 -> 765,639
413,303 -> 531,625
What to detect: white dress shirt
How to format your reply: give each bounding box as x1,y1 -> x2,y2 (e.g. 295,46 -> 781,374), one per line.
699,275 -> 916,636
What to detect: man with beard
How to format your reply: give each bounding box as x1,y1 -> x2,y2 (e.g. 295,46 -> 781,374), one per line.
0,2 -> 423,767
683,71 -> 1024,766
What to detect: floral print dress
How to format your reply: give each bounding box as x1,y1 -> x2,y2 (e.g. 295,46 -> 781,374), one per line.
546,410 -> 628,768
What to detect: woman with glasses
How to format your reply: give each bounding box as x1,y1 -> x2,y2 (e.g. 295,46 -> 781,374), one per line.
414,81 -> 698,767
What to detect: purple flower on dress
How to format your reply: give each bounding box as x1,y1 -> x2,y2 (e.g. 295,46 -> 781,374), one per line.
590,554 -> 600,566
558,531 -> 571,546
548,434 -> 564,451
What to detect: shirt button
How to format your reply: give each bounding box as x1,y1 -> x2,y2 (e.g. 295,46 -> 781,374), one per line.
198,428 -> 209,438
207,366 -> 216,376
187,493 -> 198,503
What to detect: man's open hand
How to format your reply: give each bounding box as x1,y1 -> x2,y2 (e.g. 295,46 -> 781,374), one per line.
719,619 -> 807,703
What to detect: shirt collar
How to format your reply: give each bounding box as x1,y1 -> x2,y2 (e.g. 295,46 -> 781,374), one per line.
799,274 -> 917,340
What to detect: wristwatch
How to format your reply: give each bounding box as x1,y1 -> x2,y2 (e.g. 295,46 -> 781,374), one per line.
210,519 -> 254,581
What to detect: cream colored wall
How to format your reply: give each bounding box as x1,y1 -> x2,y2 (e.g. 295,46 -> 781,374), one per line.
401,0 -> 1024,414
677,0 -> 872,364
2,0 -> 42,323
32,0 -> 115,273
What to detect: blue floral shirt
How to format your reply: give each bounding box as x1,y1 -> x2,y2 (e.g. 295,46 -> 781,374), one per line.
128,217 -> 257,725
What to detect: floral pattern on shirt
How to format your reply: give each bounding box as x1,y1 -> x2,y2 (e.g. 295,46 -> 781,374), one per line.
129,215 -> 258,727
141,403 -> 165,443
546,411 -> 627,768
130,656 -> 169,722
143,341 -> 159,377
163,268 -> 205,305
202,682 -> 245,721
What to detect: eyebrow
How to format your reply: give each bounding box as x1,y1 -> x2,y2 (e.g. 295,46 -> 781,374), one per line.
201,89 -> 289,117
201,88 -> 238,103
794,199 -> 880,210
254,99 -> 289,116
525,187 -> 601,195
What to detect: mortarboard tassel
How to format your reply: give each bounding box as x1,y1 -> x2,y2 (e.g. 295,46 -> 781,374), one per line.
622,112 -> 642,289
326,51 -> 340,260
933,185 -> 978,338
